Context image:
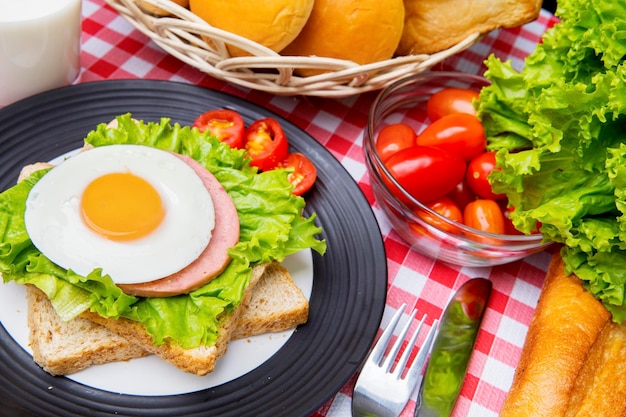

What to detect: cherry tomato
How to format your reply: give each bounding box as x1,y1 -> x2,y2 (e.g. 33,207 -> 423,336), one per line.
464,199 -> 505,234
502,204 -> 542,235
447,179 -> 476,211
426,197 -> 463,223
383,146 -> 466,203
503,205 -> 523,235
243,118 -> 289,172
192,109 -> 245,149
466,151 -> 506,200
375,123 -> 417,161
416,113 -> 486,161
426,88 -> 480,121
278,153 -> 317,195
420,197 -> 463,232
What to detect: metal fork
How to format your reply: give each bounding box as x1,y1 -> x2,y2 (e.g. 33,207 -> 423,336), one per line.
352,303 -> 439,417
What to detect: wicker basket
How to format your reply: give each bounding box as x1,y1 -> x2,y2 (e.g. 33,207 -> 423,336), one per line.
105,0 -> 482,98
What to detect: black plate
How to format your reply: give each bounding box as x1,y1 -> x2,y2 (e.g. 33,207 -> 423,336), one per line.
0,80 -> 387,417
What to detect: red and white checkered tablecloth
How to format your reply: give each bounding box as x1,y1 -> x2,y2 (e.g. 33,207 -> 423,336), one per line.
78,2 -> 560,416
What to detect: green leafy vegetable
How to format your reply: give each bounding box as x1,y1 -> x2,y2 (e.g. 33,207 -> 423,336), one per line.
0,114 -> 326,348
476,0 -> 626,320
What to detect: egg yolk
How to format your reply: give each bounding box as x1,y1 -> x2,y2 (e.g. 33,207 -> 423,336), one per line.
80,172 -> 165,241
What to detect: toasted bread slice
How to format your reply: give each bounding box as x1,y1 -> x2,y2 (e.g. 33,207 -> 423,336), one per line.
28,261 -> 309,376
232,261 -> 309,339
26,285 -> 151,375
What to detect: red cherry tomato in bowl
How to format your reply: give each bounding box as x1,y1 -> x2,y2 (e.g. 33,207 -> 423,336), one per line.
503,205 -> 524,235
192,109 -> 245,149
464,199 -> 505,234
466,151 -> 506,200
243,118 -> 289,172
420,197 -> 464,232
426,197 -> 463,223
426,88 -> 480,121
416,113 -> 486,161
278,153 -> 317,196
447,179 -> 476,211
375,123 -> 417,161
383,146 -> 466,204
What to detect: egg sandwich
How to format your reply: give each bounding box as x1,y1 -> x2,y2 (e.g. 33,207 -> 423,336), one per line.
0,114 -> 326,375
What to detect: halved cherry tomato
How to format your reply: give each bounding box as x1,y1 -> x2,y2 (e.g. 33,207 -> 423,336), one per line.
426,88 -> 480,121
464,199 -> 505,234
416,113 -> 486,162
466,151 -> 506,200
383,146 -> 466,203
192,109 -> 245,149
243,118 -> 289,172
375,123 -> 417,161
447,179 -> 476,211
278,153 -> 317,196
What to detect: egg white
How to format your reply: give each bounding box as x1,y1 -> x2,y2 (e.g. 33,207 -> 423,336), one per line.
24,144 -> 215,285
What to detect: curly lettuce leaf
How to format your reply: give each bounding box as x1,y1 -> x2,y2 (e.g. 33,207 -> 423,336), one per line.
477,0 -> 626,321
0,114 -> 326,348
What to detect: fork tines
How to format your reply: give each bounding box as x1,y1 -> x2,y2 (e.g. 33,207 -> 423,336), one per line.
352,303 -> 439,417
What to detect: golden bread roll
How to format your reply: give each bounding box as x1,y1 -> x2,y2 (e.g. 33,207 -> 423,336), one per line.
564,321 -> 626,417
135,0 -> 189,16
500,253 -> 611,417
397,0 -> 542,55
189,0 -> 314,57
280,0 -> 405,76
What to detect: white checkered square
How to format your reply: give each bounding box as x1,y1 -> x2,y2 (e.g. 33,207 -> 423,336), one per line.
481,356 -> 516,392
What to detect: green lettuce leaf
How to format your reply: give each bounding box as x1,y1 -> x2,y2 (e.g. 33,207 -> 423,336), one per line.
477,0 -> 626,321
0,114 -> 326,348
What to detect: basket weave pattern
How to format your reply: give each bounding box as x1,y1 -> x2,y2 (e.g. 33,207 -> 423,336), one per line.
106,0 -> 482,97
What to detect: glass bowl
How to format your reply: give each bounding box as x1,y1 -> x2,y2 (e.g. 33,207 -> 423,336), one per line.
364,71 -> 551,267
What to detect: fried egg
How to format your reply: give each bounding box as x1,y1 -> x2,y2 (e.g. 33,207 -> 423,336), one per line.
24,144 -> 215,285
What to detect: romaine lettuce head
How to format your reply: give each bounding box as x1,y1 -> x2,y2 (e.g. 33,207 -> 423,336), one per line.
476,0 -> 626,321
0,114 -> 326,348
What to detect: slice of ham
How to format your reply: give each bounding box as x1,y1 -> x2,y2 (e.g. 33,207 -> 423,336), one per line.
119,154 -> 240,297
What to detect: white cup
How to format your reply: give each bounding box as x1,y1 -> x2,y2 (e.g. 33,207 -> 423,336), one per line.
0,0 -> 82,106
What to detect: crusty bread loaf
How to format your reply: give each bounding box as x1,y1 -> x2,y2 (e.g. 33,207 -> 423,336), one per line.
500,254 -> 611,417
396,0 -> 542,55
28,261 -> 309,375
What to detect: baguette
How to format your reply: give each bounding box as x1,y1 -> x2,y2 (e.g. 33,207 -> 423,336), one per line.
564,321 -> 626,417
500,254 -> 611,416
